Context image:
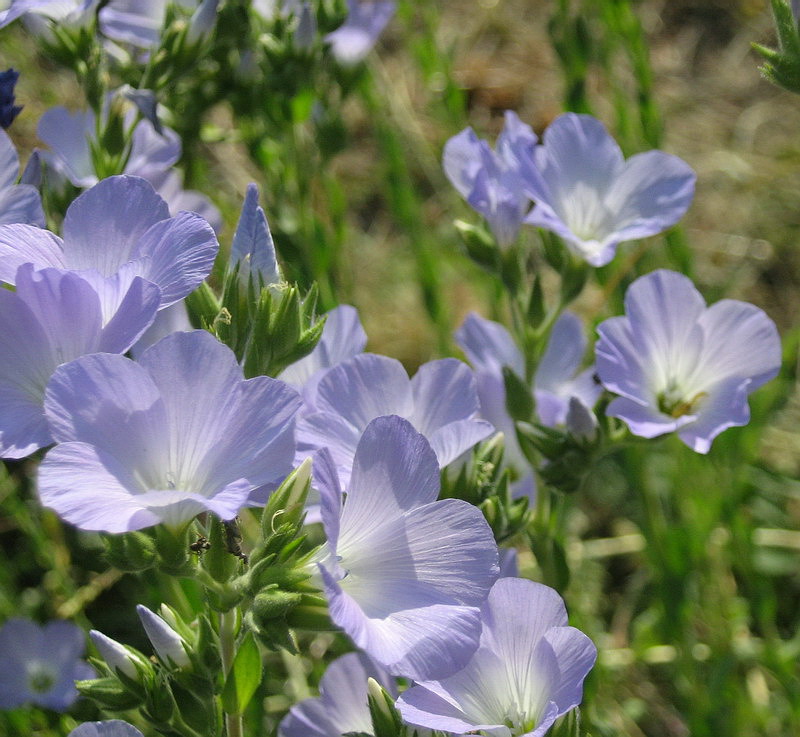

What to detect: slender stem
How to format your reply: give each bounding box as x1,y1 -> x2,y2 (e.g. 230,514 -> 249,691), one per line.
220,609 -> 243,737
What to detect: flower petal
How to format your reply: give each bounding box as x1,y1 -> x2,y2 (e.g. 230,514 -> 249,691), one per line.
37,106 -> 96,187
62,175 -> 170,274
0,223 -> 65,283
129,210 -> 218,307
603,150 -> 695,243
342,415 -> 440,533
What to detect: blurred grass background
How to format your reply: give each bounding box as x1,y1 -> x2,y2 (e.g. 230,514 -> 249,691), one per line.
2,1 -> 800,735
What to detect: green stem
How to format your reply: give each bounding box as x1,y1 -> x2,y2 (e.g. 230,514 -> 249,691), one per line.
220,609 -> 243,737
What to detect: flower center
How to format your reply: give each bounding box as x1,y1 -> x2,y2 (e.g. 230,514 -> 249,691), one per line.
657,383 -> 707,418
27,663 -> 56,694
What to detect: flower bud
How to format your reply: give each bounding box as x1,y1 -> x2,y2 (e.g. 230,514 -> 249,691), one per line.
136,605 -> 191,669
89,631 -> 150,681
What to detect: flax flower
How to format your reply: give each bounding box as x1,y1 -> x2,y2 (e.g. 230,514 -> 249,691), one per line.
314,416 -> 499,680
522,113 -> 695,266
38,330 -> 300,531
397,578 -> 596,737
596,269 -> 781,452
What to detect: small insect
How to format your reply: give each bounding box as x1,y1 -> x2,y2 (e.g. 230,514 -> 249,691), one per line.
224,518 -> 248,563
189,536 -> 211,554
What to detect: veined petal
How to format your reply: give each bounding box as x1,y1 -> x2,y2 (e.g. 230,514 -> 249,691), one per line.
129,210 -> 218,307
296,410 -> 362,488
675,376 -> 751,454
455,312 -> 525,377
314,447 -> 343,551
136,331 -> 245,488
536,626 -> 597,716
280,652 -> 394,737
341,415 -> 440,535
62,175 -> 170,274
536,113 -> 624,207
338,498 -> 498,614
426,418 -> 494,468
603,150 -> 696,243
44,352 -> 169,480
0,184 -> 45,226
0,223 -> 65,283
0,128 -> 19,190
314,353 -> 415,428
38,442 -> 163,532
409,358 -> 481,433
605,396 -> 689,439
194,374 -> 300,493
321,565 -> 482,680
126,120 -> 181,180
694,299 -> 781,391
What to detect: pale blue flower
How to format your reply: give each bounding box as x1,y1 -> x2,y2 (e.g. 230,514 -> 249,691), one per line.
522,113 -> 696,266
0,175 -> 218,309
397,578 -> 597,737
313,417 -> 499,680
279,652 -> 396,737
38,330 -> 301,531
0,0 -> 96,30
325,0 -> 395,65
38,101 -> 221,229
443,111 -> 536,247
296,353 -> 494,490
455,310 -> 600,490
596,269 -> 781,453
0,618 -> 94,711
0,264 -> 160,459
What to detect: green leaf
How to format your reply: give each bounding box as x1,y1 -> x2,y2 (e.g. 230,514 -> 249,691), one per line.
221,631 -> 262,715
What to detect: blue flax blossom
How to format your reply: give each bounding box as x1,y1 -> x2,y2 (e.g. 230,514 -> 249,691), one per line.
596,269 -> 781,453
325,0 -> 396,65
0,264 -> 159,458
444,111 -> 536,247
397,578 -> 597,737
38,104 -> 221,229
38,330 -> 301,532
69,722 -> 144,737
0,128 -> 45,226
522,113 -> 696,267
296,353 -> 494,490
0,618 -> 94,711
0,69 -> 22,129
455,311 -> 601,493
0,175 -> 218,309
0,0 -> 95,30
314,416 -> 499,680
279,652 -> 396,737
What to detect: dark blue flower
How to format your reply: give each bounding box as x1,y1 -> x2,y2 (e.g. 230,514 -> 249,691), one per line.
0,69 -> 22,129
